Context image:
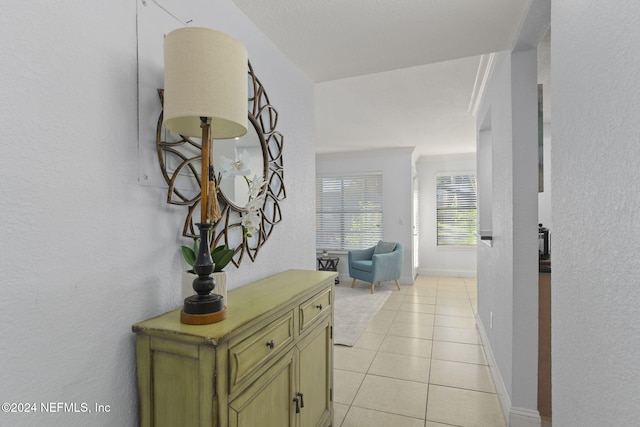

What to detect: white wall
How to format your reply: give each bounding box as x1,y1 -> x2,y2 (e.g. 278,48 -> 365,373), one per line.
551,1 -> 640,424
473,2 -> 551,425
416,154 -> 477,276
476,47 -> 540,424
0,1 -> 315,425
316,148 -> 415,285
476,50 -> 515,417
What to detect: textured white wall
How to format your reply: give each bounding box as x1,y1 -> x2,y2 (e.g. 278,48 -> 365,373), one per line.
0,1 -> 315,425
416,154 -> 477,276
315,148 -> 415,285
509,47 -> 540,418
476,47 -> 540,422
551,1 -> 640,424
476,50 -> 516,403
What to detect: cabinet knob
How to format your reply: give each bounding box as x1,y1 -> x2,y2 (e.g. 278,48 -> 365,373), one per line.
266,340 -> 275,350
293,396 -> 300,413
316,304 -> 323,310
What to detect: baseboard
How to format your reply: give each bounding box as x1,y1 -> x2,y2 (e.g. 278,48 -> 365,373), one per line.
400,275 -> 415,285
476,313 -> 510,425
476,314 -> 542,427
509,407 -> 542,427
416,267 -> 476,277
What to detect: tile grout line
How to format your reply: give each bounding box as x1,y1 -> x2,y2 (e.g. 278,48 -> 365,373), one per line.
424,276 -> 444,426
339,284 -> 404,426
335,277 -> 505,426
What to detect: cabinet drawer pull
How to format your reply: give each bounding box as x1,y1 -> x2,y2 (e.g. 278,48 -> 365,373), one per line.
266,339 -> 275,350
293,396 -> 300,413
297,392 -> 304,408
316,304 -> 323,310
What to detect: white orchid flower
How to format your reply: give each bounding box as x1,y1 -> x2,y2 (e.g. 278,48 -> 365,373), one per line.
245,196 -> 264,212
248,174 -> 266,199
241,209 -> 261,237
219,153 -> 251,179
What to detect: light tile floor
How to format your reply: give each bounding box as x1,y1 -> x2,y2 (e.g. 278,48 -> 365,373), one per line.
333,275 -> 507,427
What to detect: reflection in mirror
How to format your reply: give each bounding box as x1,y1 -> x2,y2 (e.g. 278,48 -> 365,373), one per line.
213,117 -> 266,211
155,61 -> 286,268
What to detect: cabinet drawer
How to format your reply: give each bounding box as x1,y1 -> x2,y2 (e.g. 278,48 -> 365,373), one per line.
229,312 -> 294,390
300,288 -> 331,332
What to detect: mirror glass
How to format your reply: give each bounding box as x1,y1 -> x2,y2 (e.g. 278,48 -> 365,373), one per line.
212,118 -> 266,211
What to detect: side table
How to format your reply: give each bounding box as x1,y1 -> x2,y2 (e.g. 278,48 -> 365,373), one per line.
317,256 -> 340,284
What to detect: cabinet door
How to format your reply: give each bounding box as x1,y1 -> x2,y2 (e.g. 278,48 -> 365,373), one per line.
229,348 -> 296,427
298,317 -> 332,427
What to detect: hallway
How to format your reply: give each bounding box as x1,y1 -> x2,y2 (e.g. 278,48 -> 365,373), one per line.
332,275 -> 505,426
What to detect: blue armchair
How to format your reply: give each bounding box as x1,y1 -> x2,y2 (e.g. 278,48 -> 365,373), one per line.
348,241 -> 403,294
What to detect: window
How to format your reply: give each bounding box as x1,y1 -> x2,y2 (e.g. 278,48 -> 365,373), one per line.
436,172 -> 477,246
316,173 -> 383,251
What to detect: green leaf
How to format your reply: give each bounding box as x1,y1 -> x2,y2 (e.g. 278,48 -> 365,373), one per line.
180,245 -> 196,267
211,245 -> 234,272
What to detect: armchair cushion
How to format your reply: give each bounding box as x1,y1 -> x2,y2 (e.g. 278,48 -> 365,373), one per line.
351,260 -> 373,273
374,240 -> 396,254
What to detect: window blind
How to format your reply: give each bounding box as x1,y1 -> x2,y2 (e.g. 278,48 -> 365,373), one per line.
436,172 -> 477,246
316,173 -> 383,251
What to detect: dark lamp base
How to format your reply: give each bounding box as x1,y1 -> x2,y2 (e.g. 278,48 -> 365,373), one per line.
180,294 -> 226,325
183,293 -> 225,314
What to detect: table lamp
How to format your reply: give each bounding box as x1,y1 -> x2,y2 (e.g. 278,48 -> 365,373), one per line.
163,27 -> 248,324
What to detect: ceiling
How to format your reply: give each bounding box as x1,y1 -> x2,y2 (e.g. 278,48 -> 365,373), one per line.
232,0 -> 536,158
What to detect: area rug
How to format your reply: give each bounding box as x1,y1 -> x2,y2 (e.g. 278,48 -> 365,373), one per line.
333,286 -> 392,346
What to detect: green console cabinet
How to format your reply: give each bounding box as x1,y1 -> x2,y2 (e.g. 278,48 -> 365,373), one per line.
132,270 -> 335,427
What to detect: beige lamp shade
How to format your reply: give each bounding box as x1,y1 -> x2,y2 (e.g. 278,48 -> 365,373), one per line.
163,27 -> 248,139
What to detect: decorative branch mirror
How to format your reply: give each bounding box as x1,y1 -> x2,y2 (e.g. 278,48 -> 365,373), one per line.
156,62 -> 285,267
